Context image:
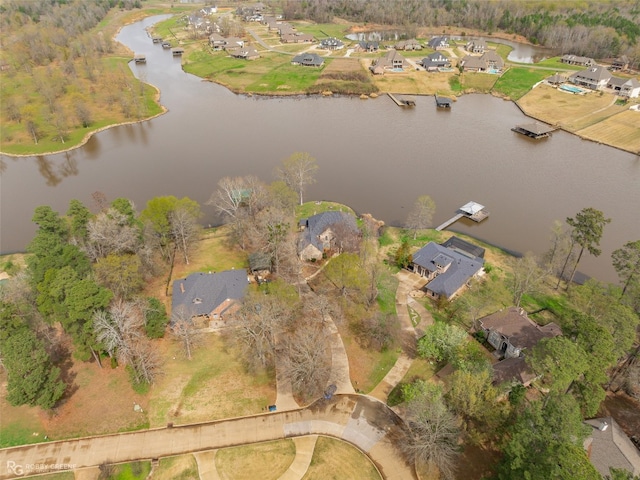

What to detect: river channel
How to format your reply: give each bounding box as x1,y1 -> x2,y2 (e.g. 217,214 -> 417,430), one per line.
1,15 -> 639,284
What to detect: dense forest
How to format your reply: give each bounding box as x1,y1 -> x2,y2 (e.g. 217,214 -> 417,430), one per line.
279,0 -> 640,61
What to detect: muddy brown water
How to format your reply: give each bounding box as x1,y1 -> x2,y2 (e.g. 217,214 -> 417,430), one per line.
1,15 -> 639,284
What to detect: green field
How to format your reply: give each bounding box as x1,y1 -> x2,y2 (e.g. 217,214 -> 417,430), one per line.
492,67 -> 550,100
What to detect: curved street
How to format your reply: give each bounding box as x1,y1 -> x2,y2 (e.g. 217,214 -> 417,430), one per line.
0,395 -> 416,480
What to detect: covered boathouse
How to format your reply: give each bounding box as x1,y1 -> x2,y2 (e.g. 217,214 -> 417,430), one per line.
512,122 -> 556,139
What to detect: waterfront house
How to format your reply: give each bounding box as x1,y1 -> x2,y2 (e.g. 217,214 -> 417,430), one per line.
281,32 -> 314,44
460,55 -> 485,72
319,37 -> 344,50
420,52 -> 451,71
479,307 -> 561,360
228,46 -> 260,60
298,211 -> 359,261
369,49 -> 409,74
619,78 -> 640,98
427,36 -> 450,50
354,41 -> 379,53
481,50 -> 504,70
465,39 -> 486,54
440,236 -> 485,259
583,417 -> 640,477
291,53 -> 324,67
394,39 -> 422,51
171,270 -> 249,325
561,54 -> 594,67
410,242 -> 484,300
611,55 -> 629,71
569,65 -> 612,90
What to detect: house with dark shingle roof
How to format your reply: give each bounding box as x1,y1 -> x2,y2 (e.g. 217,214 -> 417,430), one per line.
427,36 -> 449,50
411,242 -> 484,300
479,307 -> 561,360
420,52 -> 451,71
319,37 -> 344,50
394,39 -> 422,51
479,307 -> 562,386
171,270 -> 249,324
291,53 -> 324,67
354,41 -> 379,53
569,65 -> 612,90
298,211 -> 359,261
584,417 -> 640,477
441,236 -> 485,259
612,55 -> 629,71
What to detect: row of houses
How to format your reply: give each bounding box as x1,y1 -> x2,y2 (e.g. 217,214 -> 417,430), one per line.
567,65 -> 640,97
208,33 -> 260,60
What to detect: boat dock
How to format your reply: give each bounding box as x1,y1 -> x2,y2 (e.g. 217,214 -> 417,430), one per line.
435,95 -> 452,108
388,93 -> 416,107
171,47 -> 185,56
435,201 -> 489,231
133,54 -> 146,64
511,122 -> 556,139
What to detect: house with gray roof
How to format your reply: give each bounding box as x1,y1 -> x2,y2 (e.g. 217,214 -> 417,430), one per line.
584,417 -> 640,477
620,77 -> 640,98
466,39 -> 486,54
228,46 -> 260,60
427,36 -> 449,50
569,65 -> 612,90
172,270 -> 249,324
420,52 -> 451,71
460,51 -> 504,72
281,32 -> 314,43
612,55 -> 629,71
354,41 -> 379,53
441,236 -> 485,259
369,49 -> 409,74
298,211 -> 359,261
319,37 -> 344,50
561,54 -> 594,67
411,242 -> 484,300
291,53 -> 324,67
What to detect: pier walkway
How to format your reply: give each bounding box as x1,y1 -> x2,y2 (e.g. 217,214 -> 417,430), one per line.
435,213 -> 463,231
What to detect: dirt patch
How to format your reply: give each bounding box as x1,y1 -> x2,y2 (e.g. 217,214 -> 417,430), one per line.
302,436 -> 381,480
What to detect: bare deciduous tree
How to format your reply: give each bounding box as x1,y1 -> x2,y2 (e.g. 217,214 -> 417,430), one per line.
170,206 -> 202,265
406,195 -> 436,240
86,208 -> 140,261
508,252 -> 545,307
282,320 -> 331,401
277,152 -> 318,206
401,391 -> 461,480
170,305 -> 202,360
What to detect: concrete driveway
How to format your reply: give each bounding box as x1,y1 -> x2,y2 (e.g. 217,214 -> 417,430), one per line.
0,395 -> 416,480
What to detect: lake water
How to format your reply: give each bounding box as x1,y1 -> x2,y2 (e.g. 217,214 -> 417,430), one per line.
1,15 -> 639,284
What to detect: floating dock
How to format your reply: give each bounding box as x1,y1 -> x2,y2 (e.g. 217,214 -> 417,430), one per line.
436,201 -> 489,231
151,36 -> 163,44
133,54 -> 146,64
435,95 -> 452,108
388,93 -> 416,107
171,47 -> 185,56
511,122 -> 556,139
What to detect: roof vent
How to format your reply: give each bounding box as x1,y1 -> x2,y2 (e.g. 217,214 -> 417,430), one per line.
599,421 -> 608,431
193,298 -> 202,304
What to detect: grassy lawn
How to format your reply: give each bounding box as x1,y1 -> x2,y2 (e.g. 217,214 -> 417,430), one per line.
296,201 -> 356,222
107,462 -> 151,480
491,67 -> 550,100
576,109 -> 640,153
302,436 -> 381,480
517,84 -> 625,129
247,61 -> 325,93
152,455 -> 199,480
532,56 -> 585,71
147,335 -> 275,427
292,22 -> 350,40
460,72 -> 499,93
215,440 -> 296,480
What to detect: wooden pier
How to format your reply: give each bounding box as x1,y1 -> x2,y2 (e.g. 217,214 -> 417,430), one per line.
388,93 -> 416,107
511,122 -> 556,139
436,201 -> 489,231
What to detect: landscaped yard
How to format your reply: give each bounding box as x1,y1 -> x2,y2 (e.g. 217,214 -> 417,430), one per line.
302,436 -> 381,480
491,67 -> 550,100
215,440 -> 296,480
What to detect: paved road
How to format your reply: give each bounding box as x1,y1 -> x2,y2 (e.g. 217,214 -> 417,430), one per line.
0,395 -> 416,480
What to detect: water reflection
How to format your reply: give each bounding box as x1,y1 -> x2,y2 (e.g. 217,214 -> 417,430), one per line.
35,153 -> 79,186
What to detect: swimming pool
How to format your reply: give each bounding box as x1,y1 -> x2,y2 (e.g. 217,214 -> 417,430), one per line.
560,84 -> 586,94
